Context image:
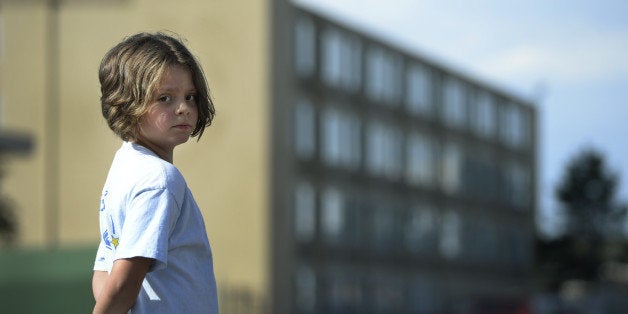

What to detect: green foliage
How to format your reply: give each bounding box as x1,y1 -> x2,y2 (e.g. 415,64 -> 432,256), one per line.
537,148 -> 627,291
556,149 -> 622,237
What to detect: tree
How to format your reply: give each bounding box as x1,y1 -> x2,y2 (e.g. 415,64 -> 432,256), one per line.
0,159 -> 17,246
537,148 -> 626,290
0,197 -> 17,245
0,133 -> 31,246
556,149 -> 623,238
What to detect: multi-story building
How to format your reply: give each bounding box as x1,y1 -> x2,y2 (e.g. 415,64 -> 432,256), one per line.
0,0 -> 536,313
272,3 -> 537,313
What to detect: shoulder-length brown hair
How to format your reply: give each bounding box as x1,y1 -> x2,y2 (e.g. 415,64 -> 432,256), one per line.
99,32 -> 215,141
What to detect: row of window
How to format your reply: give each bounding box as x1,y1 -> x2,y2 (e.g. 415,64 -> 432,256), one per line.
293,264 -> 444,313
295,264 -> 444,313
294,16 -> 532,150
293,182 -> 533,268
293,261 -> 527,314
294,100 -> 532,209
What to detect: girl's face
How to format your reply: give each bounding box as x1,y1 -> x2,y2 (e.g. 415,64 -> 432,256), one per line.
136,65 -> 198,162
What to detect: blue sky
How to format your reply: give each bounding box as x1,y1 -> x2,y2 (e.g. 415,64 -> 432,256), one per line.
294,0 -> 628,236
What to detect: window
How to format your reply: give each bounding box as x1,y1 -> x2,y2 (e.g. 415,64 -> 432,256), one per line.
294,98 -> 316,159
407,274 -> 444,312
294,16 -> 316,78
321,108 -> 341,166
345,36 -> 362,92
441,141 -> 462,195
492,225 -> 507,264
321,187 -> 345,242
462,150 -> 499,203
344,194 -> 366,249
511,228 -> 533,269
294,181 -> 316,242
476,219 -> 499,265
366,47 -> 402,105
509,161 -> 531,209
371,272 -> 404,313
406,63 -> 432,116
461,216 -> 499,265
319,186 -> 365,249
472,91 -> 496,138
404,204 -> 438,255
321,29 -> 341,87
366,121 -> 402,180
500,103 -> 530,149
321,27 -> 361,92
406,132 -> 435,187
439,210 -> 461,259
371,200 -> 397,252
295,265 -> 317,312
324,265 -> 363,311
320,107 -> 361,170
442,78 -> 467,128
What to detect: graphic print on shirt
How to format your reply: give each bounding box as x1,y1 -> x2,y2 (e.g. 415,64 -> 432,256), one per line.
100,190 -> 108,212
100,190 -> 119,251
102,215 -> 120,250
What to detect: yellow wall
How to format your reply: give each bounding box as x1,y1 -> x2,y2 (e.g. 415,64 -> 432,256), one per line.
2,0 -> 270,295
2,2 -> 49,247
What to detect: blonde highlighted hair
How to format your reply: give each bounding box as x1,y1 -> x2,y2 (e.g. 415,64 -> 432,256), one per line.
99,32 -> 215,141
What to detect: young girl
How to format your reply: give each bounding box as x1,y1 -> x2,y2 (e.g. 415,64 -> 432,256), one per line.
92,32 -> 218,313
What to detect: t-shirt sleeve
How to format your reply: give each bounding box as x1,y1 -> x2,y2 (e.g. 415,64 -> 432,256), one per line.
114,187 -> 181,272
93,239 -> 109,272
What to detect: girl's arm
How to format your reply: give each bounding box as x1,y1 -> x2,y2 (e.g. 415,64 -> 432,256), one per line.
92,257 -> 153,314
92,270 -> 109,302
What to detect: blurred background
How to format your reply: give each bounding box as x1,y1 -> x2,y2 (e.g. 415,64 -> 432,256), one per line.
0,0 -> 627,313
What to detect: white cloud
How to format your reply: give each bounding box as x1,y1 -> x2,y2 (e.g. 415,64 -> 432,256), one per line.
478,33 -> 628,84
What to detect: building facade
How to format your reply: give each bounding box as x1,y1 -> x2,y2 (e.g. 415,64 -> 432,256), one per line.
0,0 -> 271,311
272,3 -> 537,313
1,0 -> 535,313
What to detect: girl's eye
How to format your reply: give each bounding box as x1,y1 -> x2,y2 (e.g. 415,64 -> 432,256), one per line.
158,95 -> 171,102
185,94 -> 196,102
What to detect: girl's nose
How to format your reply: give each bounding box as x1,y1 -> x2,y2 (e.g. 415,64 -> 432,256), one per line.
176,101 -> 191,115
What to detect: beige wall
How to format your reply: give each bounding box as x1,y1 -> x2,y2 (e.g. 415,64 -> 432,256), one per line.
2,0 -> 270,294
2,2 -> 49,247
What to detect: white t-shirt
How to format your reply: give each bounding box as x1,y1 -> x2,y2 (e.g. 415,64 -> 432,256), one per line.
94,142 -> 218,314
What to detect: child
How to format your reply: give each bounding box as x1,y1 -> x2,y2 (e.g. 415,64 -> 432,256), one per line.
92,32 -> 218,313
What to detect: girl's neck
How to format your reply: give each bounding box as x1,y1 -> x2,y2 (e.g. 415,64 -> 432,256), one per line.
132,139 -> 174,163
